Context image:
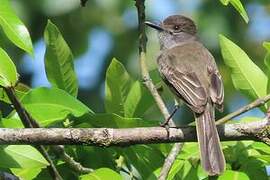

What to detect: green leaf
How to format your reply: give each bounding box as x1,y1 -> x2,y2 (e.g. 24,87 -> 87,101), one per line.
0,83 -> 30,104
0,145 -> 49,168
219,35 -> 267,104
218,170 -> 249,180
0,48 -> 18,87
10,168 -> 42,180
124,81 -> 154,118
44,20 -> 78,97
220,0 -> 249,23
177,160 -> 197,180
0,117 -> 23,128
123,145 -> 164,179
9,87 -> 94,126
0,0 -> 33,55
105,58 -> 133,116
178,143 -> 200,161
263,42 -> 270,51
263,41 -> 270,94
240,157 -> 268,179
220,0 -> 229,5
76,113 -> 156,128
166,159 -> 185,180
79,168 -> 122,180
252,142 -> 270,155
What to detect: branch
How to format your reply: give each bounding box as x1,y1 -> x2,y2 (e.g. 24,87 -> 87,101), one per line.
216,94 -> 270,125
0,119 -> 268,145
3,87 -> 63,180
3,87 -> 92,176
134,1 -> 183,179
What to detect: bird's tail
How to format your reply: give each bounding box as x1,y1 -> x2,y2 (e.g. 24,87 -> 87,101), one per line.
195,102 -> 225,176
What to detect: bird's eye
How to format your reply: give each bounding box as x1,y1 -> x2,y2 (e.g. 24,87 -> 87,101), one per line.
174,25 -> 180,30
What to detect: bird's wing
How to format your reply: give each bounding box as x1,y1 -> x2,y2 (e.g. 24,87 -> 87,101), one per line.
158,53 -> 207,113
208,67 -> 224,111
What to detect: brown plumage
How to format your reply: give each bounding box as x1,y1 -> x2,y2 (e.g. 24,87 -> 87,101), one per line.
146,15 -> 225,176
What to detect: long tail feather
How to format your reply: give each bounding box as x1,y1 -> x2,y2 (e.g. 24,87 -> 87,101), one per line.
195,102 -> 225,175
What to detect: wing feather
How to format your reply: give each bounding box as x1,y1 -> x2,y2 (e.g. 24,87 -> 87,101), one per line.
158,57 -> 207,113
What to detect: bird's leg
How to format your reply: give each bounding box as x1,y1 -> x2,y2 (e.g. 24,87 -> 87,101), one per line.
160,99 -> 180,127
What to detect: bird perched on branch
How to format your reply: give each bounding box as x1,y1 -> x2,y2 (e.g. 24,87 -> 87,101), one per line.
145,15 -> 225,176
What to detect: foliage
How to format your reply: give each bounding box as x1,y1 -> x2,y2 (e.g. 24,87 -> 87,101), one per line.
219,35 -> 268,108
0,1 -> 269,180
44,20 -> 78,97
219,0 -> 249,23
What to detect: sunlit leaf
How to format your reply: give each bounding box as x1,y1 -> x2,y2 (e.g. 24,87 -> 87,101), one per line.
0,0 -> 33,55
252,142 -> 270,155
0,145 -> 49,168
10,168 -> 42,180
105,58 -> 133,116
219,35 -> 267,109
218,170 -> 249,180
79,168 -> 122,180
0,48 -> 18,87
219,0 -> 249,23
166,159 -> 185,180
44,20 -> 78,97
9,87 -> 94,126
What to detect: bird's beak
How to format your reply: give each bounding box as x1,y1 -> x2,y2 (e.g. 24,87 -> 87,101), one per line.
145,21 -> 164,31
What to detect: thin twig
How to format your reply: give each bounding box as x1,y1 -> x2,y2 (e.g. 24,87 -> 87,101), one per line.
52,145 -> 93,173
216,94 -> 270,125
134,1 -> 183,179
0,119 -> 268,145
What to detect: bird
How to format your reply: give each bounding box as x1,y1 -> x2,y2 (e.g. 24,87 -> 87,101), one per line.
145,15 -> 225,176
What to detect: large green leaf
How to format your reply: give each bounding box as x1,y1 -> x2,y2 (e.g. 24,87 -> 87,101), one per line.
44,20 -> 78,97
0,0 -> 33,55
124,81 -> 154,118
218,170 -> 249,180
219,0 -> 249,23
105,58 -> 133,116
9,87 -> 93,126
0,145 -> 49,168
79,168 -> 122,180
219,35 -> 267,103
0,48 -> 18,87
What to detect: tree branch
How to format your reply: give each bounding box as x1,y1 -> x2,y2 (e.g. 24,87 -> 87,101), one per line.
3,87 -> 92,176
216,94 -> 270,125
3,87 -> 63,180
0,119 -> 268,145
134,1 -> 183,179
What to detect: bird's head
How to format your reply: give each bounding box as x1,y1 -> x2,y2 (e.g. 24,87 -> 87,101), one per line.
145,15 -> 197,49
